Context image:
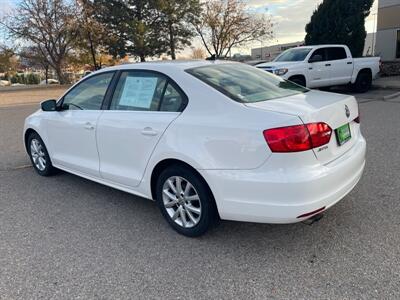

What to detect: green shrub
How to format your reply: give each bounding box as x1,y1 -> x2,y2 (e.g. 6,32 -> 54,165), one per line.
9,73 -> 40,84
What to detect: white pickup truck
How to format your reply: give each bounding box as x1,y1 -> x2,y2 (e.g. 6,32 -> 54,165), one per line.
256,44 -> 380,92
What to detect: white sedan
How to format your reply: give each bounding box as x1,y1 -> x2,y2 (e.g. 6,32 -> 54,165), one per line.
24,61 -> 366,236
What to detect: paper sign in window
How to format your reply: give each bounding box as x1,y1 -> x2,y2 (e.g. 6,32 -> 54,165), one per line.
118,76 -> 158,108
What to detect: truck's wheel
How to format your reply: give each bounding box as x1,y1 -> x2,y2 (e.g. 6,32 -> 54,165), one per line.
354,71 -> 372,93
289,76 -> 306,87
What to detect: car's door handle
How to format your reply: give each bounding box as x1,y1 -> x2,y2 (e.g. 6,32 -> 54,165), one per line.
325,63 -> 331,67
347,62 -> 353,65
141,127 -> 158,136
84,122 -> 95,130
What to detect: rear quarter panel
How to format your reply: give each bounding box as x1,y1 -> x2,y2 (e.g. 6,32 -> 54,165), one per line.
352,57 -> 381,82
146,70 -> 302,171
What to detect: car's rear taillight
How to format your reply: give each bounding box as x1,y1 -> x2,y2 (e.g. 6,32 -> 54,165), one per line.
306,123 -> 332,148
263,122 -> 332,153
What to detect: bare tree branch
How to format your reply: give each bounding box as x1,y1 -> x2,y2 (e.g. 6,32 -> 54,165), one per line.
195,0 -> 273,58
0,0 -> 79,83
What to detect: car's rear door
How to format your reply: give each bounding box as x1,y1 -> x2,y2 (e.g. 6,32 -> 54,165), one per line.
96,70 -> 187,188
325,47 -> 353,85
46,72 -> 115,177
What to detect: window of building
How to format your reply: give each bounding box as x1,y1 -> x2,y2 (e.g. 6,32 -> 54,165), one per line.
396,30 -> 400,59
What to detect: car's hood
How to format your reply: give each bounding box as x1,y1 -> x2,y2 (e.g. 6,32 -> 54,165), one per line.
256,61 -> 303,69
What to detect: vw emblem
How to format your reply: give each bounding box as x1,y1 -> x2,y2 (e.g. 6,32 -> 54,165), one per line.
345,105 -> 350,118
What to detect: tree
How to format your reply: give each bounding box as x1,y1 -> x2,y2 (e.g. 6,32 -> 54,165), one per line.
0,0 -> 79,83
305,0 -> 374,57
19,46 -> 51,84
74,0 -> 108,70
195,0 -> 273,58
0,45 -> 18,73
190,47 -> 206,59
95,0 -> 166,62
156,0 -> 200,60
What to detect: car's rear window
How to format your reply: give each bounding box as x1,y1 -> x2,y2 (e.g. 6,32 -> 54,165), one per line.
186,63 -> 308,103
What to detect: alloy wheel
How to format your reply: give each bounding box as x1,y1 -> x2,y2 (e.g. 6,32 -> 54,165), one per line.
162,176 -> 202,228
30,139 -> 46,171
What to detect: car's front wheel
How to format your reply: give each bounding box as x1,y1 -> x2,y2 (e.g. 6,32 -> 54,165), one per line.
155,165 -> 218,237
27,132 -> 56,176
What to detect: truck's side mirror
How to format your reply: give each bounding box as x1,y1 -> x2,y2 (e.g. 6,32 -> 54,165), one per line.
309,55 -> 323,63
41,99 -> 57,111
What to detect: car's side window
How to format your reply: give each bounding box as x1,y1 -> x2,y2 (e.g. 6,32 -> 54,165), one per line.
62,72 -> 114,110
310,48 -> 327,61
160,83 -> 184,112
110,71 -> 186,112
110,71 -> 167,111
326,47 -> 348,61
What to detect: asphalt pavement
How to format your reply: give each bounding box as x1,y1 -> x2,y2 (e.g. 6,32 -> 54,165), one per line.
1,90 -> 400,299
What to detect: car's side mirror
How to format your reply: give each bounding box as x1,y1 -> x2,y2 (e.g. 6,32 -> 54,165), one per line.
41,99 -> 57,111
309,55 -> 323,63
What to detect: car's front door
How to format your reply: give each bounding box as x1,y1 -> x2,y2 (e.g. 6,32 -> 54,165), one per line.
307,48 -> 331,88
96,70 -> 186,188
46,72 -> 115,177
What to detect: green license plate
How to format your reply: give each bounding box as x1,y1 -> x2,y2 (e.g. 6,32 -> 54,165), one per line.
335,123 -> 351,146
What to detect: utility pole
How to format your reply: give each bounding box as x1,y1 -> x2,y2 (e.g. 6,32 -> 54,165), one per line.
371,12 -> 377,56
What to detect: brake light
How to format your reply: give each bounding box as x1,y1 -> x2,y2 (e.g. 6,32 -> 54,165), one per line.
263,122 -> 332,153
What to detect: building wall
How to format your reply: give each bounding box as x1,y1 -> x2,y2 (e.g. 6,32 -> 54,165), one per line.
363,32 -> 376,56
251,41 -> 304,61
375,0 -> 400,61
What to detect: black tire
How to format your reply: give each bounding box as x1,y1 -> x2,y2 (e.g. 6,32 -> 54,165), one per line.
353,71 -> 372,93
319,86 -> 331,92
289,76 -> 306,87
27,132 -> 56,176
155,165 -> 218,237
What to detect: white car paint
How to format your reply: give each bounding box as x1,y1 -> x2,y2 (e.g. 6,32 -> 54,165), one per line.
257,44 -> 380,89
24,60 -> 366,224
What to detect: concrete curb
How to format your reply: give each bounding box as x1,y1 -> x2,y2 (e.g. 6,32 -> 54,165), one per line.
0,84 -> 71,93
0,102 -> 40,109
383,91 -> 400,100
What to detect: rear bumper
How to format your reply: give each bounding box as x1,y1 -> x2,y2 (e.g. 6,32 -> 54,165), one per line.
199,135 -> 366,223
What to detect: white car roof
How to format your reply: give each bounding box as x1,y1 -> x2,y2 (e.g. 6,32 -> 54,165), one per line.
96,60 -> 237,74
288,44 -> 347,50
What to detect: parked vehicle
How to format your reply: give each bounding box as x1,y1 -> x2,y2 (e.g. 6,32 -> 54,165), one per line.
0,80 -> 11,86
24,61 -> 366,236
39,79 -> 60,85
256,45 -> 380,92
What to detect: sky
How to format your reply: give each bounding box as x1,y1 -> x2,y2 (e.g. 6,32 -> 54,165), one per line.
246,0 -> 378,46
0,0 -> 379,54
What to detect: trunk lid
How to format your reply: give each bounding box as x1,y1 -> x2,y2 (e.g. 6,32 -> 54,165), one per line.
245,90 -> 360,164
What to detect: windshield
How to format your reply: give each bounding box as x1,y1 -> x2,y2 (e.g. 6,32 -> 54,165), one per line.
274,48 -> 312,62
186,63 -> 308,103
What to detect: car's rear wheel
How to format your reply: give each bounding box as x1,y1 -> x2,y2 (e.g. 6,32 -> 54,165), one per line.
27,132 -> 55,176
354,71 -> 372,93
155,165 -> 218,237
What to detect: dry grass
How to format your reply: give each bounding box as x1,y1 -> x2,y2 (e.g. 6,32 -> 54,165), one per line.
0,86 -> 69,107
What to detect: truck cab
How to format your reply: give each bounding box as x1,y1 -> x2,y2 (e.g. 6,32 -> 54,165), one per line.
256,45 -> 380,92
